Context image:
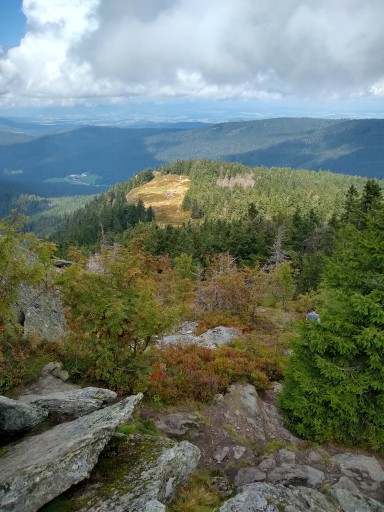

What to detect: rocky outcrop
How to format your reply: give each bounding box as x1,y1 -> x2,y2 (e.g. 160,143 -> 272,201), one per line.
74,434 -> 200,511
185,383 -> 301,470
0,395 -> 48,438
219,482 -> 384,512
159,322 -> 240,348
151,382 -> 384,509
0,393 -> 142,512
42,361 -> 70,382
2,361 -> 384,511
334,453 -> 384,495
16,283 -> 66,341
18,362 -> 80,398
267,463 -> 325,486
19,386 -> 117,421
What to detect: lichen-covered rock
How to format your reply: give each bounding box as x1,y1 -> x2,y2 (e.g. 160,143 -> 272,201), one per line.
0,395 -> 48,436
329,487 -> 384,512
17,283 -> 66,341
220,482 -> 333,511
19,387 -> 117,420
72,434 -> 200,512
0,393 -> 142,512
51,366 -> 69,381
333,453 -> 384,494
143,500 -> 166,512
219,482 -> 384,512
221,384 -> 301,448
159,325 -> 240,349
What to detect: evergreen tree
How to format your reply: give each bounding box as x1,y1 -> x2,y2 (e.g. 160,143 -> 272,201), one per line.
342,184 -> 360,225
279,207 -> 384,451
360,179 -> 382,215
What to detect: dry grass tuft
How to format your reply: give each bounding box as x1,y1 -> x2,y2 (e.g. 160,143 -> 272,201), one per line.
169,481 -> 220,512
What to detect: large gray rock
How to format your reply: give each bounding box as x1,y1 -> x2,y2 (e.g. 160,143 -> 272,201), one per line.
143,500 -> 166,512
330,487 -> 384,512
17,283 -> 66,341
220,482 -> 384,512
74,434 -> 200,512
231,383 -> 266,440
0,395 -> 48,435
19,386 -> 117,420
333,453 -> 384,494
220,482 -> 333,511
267,463 -> 325,487
222,384 -> 300,447
159,325 -> 240,349
188,383 -> 301,470
234,467 -> 266,487
199,326 -> 241,348
0,393 -> 142,512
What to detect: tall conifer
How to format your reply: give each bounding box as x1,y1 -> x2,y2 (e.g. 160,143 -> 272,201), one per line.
279,207 -> 384,451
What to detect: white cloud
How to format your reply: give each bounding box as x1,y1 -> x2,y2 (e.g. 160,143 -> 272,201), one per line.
1,0 -> 384,107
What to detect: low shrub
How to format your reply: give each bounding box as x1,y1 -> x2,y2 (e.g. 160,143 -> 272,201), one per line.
145,341 -> 285,405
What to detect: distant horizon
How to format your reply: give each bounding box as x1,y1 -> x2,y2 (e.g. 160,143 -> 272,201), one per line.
1,97 -> 383,128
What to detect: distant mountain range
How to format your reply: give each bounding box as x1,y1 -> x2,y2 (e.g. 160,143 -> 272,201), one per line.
0,117 -> 383,197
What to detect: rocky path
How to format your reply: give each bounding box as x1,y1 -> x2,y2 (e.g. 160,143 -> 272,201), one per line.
143,382 -> 384,511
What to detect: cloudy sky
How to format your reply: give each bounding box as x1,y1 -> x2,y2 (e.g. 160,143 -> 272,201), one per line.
0,0 -> 384,119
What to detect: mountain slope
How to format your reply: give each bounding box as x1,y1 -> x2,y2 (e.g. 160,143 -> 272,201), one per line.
0,126 -> 168,195
1,118 -> 384,199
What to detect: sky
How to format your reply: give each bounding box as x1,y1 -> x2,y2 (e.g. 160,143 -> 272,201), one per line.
0,0 -> 384,121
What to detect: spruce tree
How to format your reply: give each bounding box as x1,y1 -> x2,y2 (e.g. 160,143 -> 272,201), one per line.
278,207 -> 384,451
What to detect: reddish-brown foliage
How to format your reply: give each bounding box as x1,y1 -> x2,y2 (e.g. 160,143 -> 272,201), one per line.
145,342 -> 284,404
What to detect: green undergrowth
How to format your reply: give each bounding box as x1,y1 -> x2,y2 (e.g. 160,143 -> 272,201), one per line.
116,416 -> 159,436
264,439 -> 296,455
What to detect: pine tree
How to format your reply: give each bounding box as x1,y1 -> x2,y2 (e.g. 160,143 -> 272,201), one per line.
278,207 -> 384,451
342,184 -> 360,225
360,179 -> 382,215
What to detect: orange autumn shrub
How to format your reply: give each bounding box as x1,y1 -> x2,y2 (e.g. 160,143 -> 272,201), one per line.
147,345 -> 227,403
145,341 -> 284,404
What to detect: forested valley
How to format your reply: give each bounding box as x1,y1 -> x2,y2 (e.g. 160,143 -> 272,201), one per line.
2,159 -> 384,478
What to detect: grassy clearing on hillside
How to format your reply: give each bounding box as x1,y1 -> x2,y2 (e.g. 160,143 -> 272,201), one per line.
127,173 -> 191,226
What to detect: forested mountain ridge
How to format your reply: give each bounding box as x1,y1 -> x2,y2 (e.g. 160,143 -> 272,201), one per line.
52,160 -> 378,295
1,117 -> 384,199
54,159 -> 371,239
161,159 -> 371,221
